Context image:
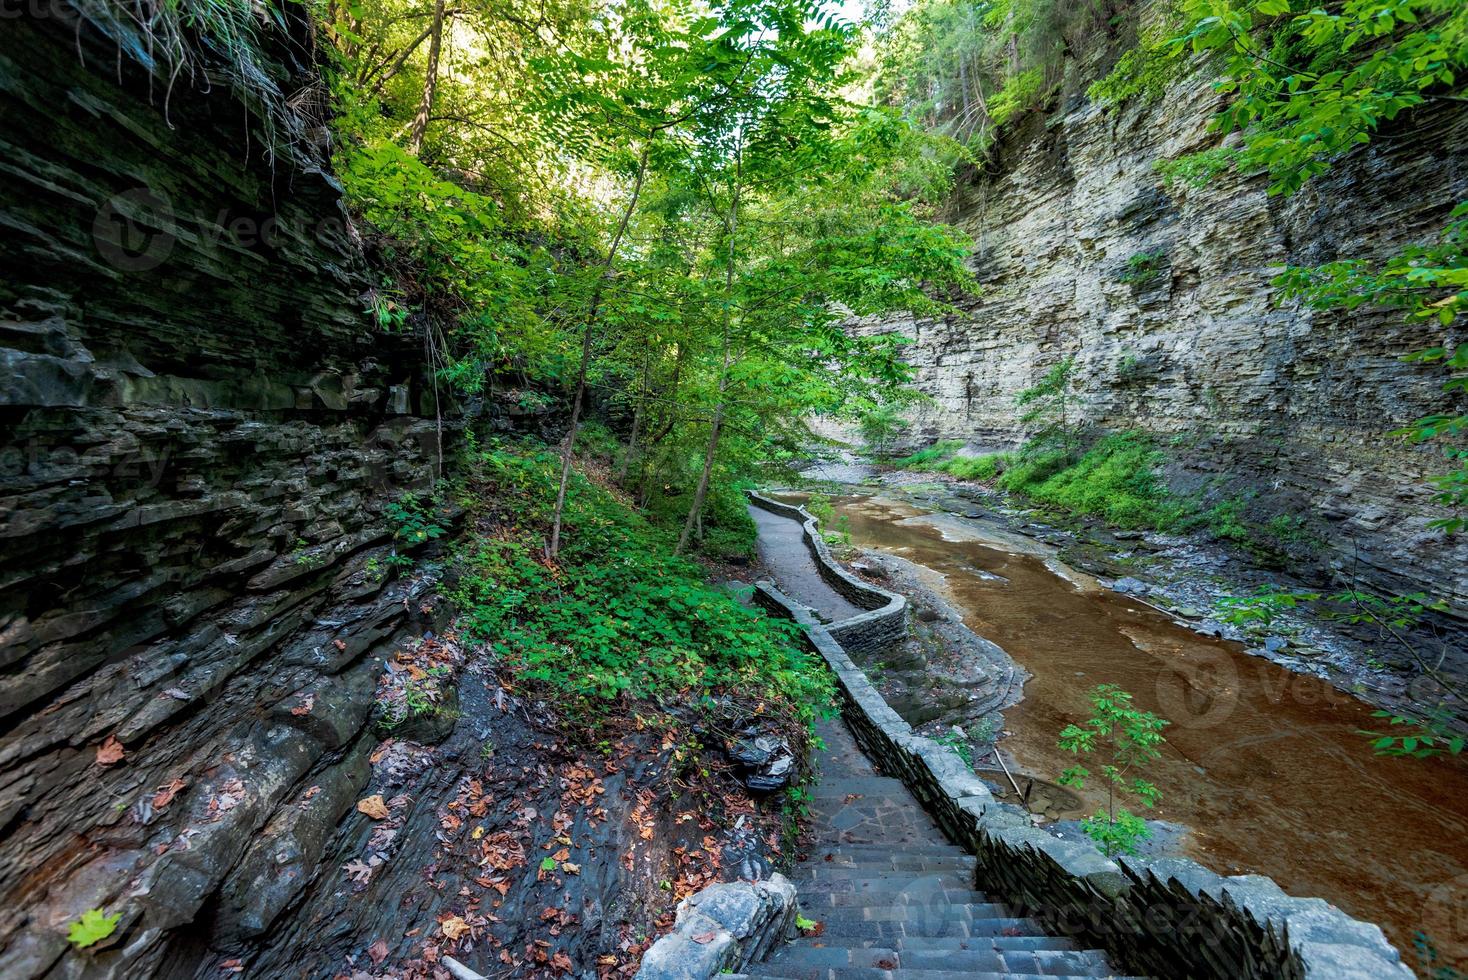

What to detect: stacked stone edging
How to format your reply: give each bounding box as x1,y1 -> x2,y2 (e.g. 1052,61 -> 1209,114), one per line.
746,492 -> 907,655
634,875 -> 797,980
747,493 -> 1413,980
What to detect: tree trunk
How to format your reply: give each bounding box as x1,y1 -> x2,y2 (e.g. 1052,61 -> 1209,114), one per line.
408,0 -> 446,154
677,152 -> 740,555
618,346 -> 652,485
548,146 -> 650,558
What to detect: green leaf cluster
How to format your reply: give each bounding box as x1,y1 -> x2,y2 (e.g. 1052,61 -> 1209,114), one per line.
449,441 -> 833,716
1057,684 -> 1169,857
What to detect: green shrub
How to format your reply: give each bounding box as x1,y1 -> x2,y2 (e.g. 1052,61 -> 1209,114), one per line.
451,442 -> 830,717
939,453 -> 1008,481
1001,433 -> 1185,529
988,68 -> 1045,127
889,439 -> 964,470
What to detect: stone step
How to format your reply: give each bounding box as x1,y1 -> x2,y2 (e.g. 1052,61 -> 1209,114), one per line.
798,891 -> 997,910
736,970 -> 1131,980
798,934 -> 1081,953
805,843 -> 969,857
794,875 -> 978,896
790,915 -> 1049,941
762,943 -> 1116,977
798,852 -> 976,872
805,904 -> 1010,924
796,867 -> 976,884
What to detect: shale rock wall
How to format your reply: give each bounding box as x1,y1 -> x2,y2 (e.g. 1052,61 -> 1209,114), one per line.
0,9 -> 467,976
850,0 -> 1468,609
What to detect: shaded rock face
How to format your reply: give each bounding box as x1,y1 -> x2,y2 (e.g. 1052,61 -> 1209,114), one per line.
850,1 -> 1468,609
0,9 -> 460,976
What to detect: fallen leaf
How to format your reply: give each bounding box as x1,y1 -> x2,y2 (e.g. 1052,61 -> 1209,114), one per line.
561,862 -> 581,875
96,736 -> 125,767
368,939 -> 389,965
334,639 -> 347,651
291,694 -> 315,716
357,795 -> 390,820
151,778 -> 187,810
440,915 -> 470,941
691,931 -> 716,945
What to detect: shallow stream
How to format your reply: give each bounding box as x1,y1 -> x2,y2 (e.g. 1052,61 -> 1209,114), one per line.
816,493 -> 1468,968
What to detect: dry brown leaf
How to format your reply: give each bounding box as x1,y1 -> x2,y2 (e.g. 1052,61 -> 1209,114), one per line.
357,795 -> 390,820
440,916 -> 470,941
691,931 -> 716,945
561,862 -> 581,875
152,778 -> 187,810
368,939 -> 390,965
96,735 -> 125,767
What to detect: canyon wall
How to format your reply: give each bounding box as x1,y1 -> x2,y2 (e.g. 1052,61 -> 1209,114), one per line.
0,8 -> 456,975
852,1 -> 1468,610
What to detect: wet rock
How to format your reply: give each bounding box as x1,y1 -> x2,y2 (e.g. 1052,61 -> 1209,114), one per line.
727,735 -> 796,793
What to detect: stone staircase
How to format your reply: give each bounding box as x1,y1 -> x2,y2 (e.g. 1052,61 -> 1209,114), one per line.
729,719 -> 1137,980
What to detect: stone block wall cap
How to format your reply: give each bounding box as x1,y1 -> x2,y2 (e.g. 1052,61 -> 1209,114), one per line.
1282,906 -> 1397,957
1295,941 -> 1414,980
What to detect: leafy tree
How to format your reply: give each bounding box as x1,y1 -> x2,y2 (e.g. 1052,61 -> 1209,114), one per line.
1015,355 -> 1081,454
1057,684 -> 1169,857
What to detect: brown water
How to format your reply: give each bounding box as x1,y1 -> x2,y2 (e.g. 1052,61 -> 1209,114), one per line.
826,493 -> 1468,968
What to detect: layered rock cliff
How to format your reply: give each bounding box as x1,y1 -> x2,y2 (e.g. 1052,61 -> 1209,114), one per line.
0,8 -> 455,975
852,1 -> 1468,612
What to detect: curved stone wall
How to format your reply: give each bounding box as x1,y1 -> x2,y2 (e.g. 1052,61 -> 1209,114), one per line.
746,492 -> 908,655
747,497 -> 1412,980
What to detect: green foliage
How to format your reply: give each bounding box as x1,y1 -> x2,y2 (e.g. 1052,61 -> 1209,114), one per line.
939,453 -> 1008,481
1213,584 -> 1320,627
1087,17 -> 1189,108
451,442 -> 832,714
858,403 -> 911,457
1015,356 -> 1082,453
1117,248 -> 1167,285
1154,146 -> 1239,189
67,908 -> 121,949
890,439 -> 965,470
1171,0 -> 1467,195
937,728 -> 975,767
1362,708 -> 1464,758
385,492 -> 447,548
1057,684 -> 1169,857
1001,433 -> 1186,529
987,68 -> 1045,127
870,0 -> 1086,151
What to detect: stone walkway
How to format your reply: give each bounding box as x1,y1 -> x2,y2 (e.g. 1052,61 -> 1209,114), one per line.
738,502 -> 1133,979
750,504 -> 865,623
727,719 -> 1134,980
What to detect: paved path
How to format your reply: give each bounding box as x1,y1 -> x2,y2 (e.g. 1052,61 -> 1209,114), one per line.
740,504 -> 1132,980
750,504 -> 865,623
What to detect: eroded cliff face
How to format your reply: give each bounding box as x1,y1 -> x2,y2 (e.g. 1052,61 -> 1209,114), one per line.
852,3 -> 1468,610
0,8 -> 453,975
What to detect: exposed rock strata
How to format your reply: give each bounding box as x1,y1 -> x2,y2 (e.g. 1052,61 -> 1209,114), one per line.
849,1 -> 1468,611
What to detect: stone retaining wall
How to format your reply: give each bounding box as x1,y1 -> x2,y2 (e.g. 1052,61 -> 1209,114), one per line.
634,876 -> 797,980
746,492 -> 908,656
749,501 -> 1412,980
